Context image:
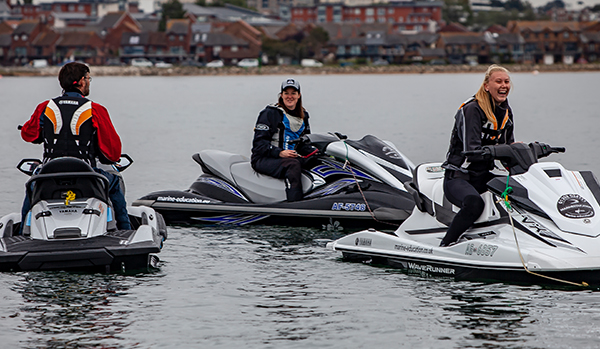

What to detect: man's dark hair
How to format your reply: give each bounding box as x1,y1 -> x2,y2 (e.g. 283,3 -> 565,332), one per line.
58,62 -> 90,92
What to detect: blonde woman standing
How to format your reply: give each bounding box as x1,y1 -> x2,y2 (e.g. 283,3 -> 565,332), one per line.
440,65 -> 514,247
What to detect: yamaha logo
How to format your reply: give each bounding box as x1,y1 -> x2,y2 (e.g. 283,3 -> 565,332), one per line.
557,194 -> 594,219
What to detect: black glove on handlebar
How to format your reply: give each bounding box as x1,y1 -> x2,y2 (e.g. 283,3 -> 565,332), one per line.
532,142 -> 553,158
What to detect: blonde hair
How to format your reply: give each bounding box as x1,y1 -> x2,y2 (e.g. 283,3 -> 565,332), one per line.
474,64 -> 510,124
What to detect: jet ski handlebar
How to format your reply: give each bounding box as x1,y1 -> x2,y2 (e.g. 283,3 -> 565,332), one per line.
462,142 -> 565,175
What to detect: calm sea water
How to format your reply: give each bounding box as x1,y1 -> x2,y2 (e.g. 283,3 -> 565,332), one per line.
1,72 -> 600,348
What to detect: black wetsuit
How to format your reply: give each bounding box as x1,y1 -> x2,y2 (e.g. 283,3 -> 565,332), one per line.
440,97 -> 514,246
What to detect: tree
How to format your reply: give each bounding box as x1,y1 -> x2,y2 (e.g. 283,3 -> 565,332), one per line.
301,27 -> 330,59
207,0 -> 250,8
159,0 -> 186,32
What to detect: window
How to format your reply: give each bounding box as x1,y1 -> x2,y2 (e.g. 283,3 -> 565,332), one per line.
129,36 -> 140,44
563,32 -> 569,38
333,6 -> 342,23
231,45 -> 238,52
336,46 -> 345,55
350,45 -> 361,55
21,34 -> 28,41
388,8 -> 394,14
377,8 -> 385,16
13,34 -> 19,41
317,6 -> 326,22
214,46 -> 222,54
355,8 -> 361,15
169,35 -> 175,41
366,8 -> 374,15
378,17 -> 385,23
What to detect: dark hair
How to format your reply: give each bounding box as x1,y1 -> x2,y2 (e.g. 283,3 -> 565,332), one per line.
278,94 -> 305,119
58,62 -> 90,92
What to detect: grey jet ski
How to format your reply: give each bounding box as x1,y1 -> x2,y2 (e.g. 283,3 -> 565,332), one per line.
0,156 -> 168,273
134,133 -> 416,231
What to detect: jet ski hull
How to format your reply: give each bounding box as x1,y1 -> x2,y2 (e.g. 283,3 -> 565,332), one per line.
329,225 -> 600,287
135,188 -> 411,231
0,230 -> 162,273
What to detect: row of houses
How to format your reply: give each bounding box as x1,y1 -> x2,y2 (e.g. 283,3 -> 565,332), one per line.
1,5 -> 600,66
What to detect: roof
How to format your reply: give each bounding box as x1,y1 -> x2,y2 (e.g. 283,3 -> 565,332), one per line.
202,32 -> 248,46
320,23 -> 392,40
439,22 -> 469,33
96,12 -> 124,29
494,33 -> 524,45
138,18 -> 160,32
13,21 -> 38,35
183,3 -> 286,25
581,31 -> 600,43
508,21 -> 581,33
439,33 -> 487,45
31,30 -> 61,46
121,31 -> 167,46
57,31 -> 100,46
166,19 -> 189,35
0,33 -> 11,46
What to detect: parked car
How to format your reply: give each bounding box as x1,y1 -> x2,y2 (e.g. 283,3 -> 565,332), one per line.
131,58 -> 153,67
31,59 -> 48,68
237,58 -> 259,68
155,61 -> 173,68
206,60 -> 224,68
428,59 -> 447,65
180,59 -> 204,67
105,58 -> 125,66
372,59 -> 389,66
301,59 -> 323,67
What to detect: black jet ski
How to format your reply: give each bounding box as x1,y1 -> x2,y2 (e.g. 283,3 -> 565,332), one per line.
328,142 -> 600,287
134,133 -> 416,231
0,156 -> 168,273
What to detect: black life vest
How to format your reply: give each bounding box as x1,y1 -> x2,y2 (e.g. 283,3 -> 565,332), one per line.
41,95 -> 96,166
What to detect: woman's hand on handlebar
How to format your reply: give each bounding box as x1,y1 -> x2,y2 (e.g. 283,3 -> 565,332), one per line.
280,150 -> 299,158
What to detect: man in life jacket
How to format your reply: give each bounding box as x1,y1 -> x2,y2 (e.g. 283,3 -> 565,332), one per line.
20,62 -> 131,230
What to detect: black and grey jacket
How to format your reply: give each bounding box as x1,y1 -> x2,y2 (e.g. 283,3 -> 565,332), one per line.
250,104 -> 311,165
442,97 -> 514,176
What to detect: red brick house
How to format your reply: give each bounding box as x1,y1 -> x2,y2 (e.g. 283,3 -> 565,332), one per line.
55,31 -> 105,65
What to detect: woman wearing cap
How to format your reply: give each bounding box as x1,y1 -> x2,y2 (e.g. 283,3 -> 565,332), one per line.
251,78 -> 314,202
439,64 -> 514,247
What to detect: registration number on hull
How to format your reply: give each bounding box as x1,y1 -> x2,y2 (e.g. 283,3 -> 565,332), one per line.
465,243 -> 498,257
331,203 -> 366,211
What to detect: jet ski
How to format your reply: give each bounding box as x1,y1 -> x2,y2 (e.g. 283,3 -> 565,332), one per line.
0,156 -> 168,273
134,133 -> 416,231
328,142 -> 600,287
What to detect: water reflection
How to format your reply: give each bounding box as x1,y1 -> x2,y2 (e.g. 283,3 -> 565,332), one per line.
11,272 -> 142,348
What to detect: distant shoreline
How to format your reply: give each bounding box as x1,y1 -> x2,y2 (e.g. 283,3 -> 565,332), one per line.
1,63 -> 599,77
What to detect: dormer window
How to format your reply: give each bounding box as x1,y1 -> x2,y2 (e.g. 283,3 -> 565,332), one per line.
129,36 -> 140,44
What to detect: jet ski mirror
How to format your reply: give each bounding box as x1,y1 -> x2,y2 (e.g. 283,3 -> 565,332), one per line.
17,158 -> 42,176
114,154 -> 134,172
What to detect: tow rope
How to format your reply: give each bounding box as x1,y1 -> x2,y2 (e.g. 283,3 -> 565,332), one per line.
342,141 -> 400,228
500,174 -> 588,287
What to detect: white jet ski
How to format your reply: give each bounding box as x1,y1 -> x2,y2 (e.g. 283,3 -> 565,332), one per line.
328,142 -> 600,287
0,156 -> 168,273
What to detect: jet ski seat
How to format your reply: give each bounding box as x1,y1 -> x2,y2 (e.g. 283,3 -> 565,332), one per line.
28,157 -> 110,207
197,150 -> 312,204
